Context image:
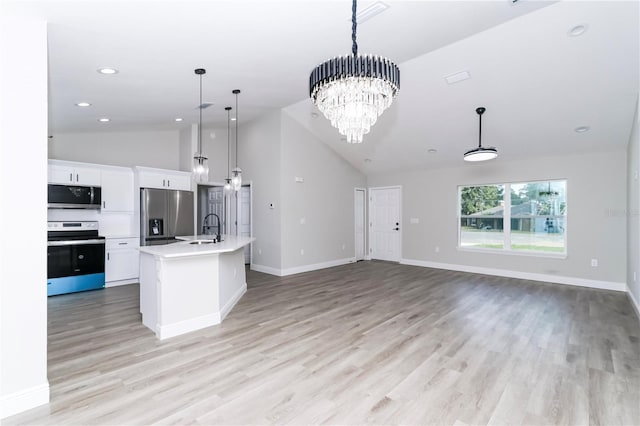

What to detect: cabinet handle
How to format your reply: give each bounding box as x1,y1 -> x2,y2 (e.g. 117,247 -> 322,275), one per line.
76,173 -> 79,182
168,179 -> 170,187
69,173 -> 73,182
118,242 -> 128,245
107,253 -> 110,260
103,201 -> 106,208
163,179 -> 166,187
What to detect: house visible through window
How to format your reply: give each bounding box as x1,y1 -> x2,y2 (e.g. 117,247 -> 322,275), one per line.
459,180 -> 567,255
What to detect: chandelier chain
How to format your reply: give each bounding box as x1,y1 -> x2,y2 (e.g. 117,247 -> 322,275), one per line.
351,0 -> 358,56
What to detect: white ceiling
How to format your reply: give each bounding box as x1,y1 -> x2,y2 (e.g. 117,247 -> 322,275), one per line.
4,0 -> 639,174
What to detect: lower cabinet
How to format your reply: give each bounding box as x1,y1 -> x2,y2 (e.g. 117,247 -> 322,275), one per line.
105,238 -> 139,285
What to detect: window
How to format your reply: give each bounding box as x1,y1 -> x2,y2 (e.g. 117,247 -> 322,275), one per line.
459,180 -> 566,255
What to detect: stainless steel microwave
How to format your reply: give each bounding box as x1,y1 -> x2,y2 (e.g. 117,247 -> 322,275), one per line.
47,184 -> 101,209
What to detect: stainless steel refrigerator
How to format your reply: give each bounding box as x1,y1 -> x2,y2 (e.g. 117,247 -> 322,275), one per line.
140,188 -> 194,246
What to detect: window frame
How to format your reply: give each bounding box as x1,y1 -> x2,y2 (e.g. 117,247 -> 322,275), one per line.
457,179 -> 567,258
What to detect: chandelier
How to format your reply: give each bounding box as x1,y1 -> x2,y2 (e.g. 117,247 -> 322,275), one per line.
309,0 -> 400,144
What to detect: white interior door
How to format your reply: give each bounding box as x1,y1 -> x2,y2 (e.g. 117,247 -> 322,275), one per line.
370,186 -> 401,262
355,188 -> 366,261
238,186 -> 252,264
207,187 -> 225,234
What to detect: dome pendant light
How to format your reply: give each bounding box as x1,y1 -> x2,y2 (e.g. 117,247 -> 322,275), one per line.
193,68 -> 210,182
224,106 -> 233,194
309,0 -> 400,144
464,107 -> 498,162
231,89 -> 242,192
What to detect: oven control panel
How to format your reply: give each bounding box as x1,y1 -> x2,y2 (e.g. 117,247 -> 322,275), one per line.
48,221 -> 99,232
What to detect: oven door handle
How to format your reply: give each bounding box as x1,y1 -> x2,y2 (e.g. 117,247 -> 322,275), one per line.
47,239 -> 106,247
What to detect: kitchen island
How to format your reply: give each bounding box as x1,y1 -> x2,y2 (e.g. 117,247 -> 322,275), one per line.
138,234 -> 253,340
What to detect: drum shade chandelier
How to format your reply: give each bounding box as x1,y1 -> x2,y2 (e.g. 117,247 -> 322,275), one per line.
464,107 -> 498,162
193,68 -> 210,182
309,0 -> 400,144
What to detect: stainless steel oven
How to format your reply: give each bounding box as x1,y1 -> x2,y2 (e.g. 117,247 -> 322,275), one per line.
47,221 -> 105,296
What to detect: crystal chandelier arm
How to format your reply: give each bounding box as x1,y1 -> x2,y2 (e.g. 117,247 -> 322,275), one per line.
352,0 -> 358,56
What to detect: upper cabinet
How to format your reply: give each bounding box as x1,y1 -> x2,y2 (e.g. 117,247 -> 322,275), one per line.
136,167 -> 192,191
101,168 -> 134,212
48,163 -> 101,186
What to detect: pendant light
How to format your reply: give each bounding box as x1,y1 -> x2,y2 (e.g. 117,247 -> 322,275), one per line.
193,68 -> 210,181
464,107 -> 498,162
231,89 -> 242,192
224,107 -> 233,193
309,0 -> 400,144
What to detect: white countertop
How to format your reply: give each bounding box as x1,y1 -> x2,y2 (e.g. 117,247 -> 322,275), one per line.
138,234 -> 254,258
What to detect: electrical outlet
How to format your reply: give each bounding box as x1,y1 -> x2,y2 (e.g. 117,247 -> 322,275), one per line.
300,217 -> 306,225
634,271 -> 637,282
300,249 -> 305,256
342,244 -> 346,250
258,248 -> 262,255
591,259 -> 598,267
435,246 -> 440,253
234,268 -> 237,277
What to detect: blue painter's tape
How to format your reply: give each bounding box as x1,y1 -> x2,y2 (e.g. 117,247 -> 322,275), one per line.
47,273 -> 105,296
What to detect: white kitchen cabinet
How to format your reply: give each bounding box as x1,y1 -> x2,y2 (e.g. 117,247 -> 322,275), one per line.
105,237 -> 139,284
101,168 -> 134,212
137,167 -> 191,191
49,163 -> 101,186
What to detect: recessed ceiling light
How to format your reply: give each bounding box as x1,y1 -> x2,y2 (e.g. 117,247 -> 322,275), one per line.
574,126 -> 590,133
98,118 -> 110,122
175,118 -> 183,122
230,117 -> 237,121
311,112 -> 319,118
364,158 -> 372,163
568,24 -> 588,37
75,102 -> 91,107
428,149 -> 438,154
98,68 -> 119,75
355,2 -> 389,24
444,71 -> 471,85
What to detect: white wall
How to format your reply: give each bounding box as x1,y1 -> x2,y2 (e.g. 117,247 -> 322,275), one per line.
280,112 -> 367,270
178,124 -> 197,172
240,111 -> 282,271
627,98 -> 640,315
0,18 -> 50,418
368,150 -> 627,288
49,130 -> 180,169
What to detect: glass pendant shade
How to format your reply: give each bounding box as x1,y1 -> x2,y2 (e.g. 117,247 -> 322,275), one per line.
192,68 -> 210,181
231,167 -> 242,191
224,178 -> 232,194
309,0 -> 400,144
192,154 -> 209,182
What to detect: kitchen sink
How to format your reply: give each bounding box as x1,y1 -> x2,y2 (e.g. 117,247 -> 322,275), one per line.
189,240 -> 215,245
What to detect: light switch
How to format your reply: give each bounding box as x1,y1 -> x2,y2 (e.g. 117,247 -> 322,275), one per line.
410,218 -> 419,224
295,176 -> 304,183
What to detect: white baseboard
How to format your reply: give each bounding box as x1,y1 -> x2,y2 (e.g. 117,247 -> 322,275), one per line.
220,283 -> 247,321
628,285 -> 640,322
364,255 -> 372,261
157,312 -> 220,340
250,263 -> 281,276
280,257 -> 356,277
251,258 -> 356,277
400,258 -> 626,292
0,382 -> 49,419
105,278 -> 138,288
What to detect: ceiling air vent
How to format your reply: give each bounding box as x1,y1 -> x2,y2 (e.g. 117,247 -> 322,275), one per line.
198,102 -> 214,109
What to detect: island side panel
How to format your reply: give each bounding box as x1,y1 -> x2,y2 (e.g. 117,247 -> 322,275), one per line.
157,255 -> 221,340
218,248 -> 248,321
139,252 -> 160,335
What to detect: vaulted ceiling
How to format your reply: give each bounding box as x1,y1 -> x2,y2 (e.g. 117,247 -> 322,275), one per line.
5,0 -> 639,174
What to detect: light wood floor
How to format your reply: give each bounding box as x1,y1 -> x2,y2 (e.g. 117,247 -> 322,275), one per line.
6,261 -> 640,425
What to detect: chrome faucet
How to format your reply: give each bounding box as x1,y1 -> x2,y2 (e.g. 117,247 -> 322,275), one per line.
202,213 -> 221,242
